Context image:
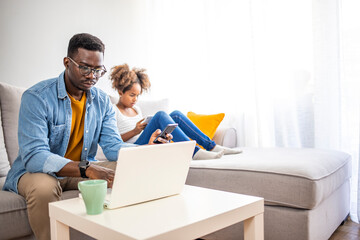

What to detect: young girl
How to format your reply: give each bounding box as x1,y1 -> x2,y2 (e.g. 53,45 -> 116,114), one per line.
109,64 -> 241,160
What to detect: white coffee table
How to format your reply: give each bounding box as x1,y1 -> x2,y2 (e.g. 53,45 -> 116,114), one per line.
49,185 -> 264,240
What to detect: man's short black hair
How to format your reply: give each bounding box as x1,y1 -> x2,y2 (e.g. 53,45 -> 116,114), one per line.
67,33 -> 105,58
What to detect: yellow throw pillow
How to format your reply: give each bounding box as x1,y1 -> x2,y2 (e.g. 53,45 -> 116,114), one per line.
187,111 -> 225,139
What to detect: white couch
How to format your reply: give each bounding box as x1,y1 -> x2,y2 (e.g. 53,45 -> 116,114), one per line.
0,82 -> 352,240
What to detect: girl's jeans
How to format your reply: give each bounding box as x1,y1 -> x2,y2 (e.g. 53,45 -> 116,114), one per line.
134,110 -> 216,155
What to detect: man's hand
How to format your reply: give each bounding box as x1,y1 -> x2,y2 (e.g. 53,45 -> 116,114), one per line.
148,129 -> 173,145
56,162 -> 115,188
86,164 -> 115,188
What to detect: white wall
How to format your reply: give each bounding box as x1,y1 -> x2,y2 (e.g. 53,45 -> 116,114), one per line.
0,0 -> 148,95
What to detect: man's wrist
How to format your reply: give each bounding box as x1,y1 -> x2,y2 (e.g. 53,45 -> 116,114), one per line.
79,160 -> 90,178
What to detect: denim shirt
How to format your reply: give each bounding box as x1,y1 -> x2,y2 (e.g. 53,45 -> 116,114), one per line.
3,72 -> 135,193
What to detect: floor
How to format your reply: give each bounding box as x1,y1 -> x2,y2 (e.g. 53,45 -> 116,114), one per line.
329,218 -> 360,240
198,217 -> 359,240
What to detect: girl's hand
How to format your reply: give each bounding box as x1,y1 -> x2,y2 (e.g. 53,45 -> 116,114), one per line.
133,118 -> 147,134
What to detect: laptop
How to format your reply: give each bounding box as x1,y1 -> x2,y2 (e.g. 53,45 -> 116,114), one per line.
104,141 -> 196,209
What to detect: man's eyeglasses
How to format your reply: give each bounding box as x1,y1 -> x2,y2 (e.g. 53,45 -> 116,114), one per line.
68,57 -> 107,78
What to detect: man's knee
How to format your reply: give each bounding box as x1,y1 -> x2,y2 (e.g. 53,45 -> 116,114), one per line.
18,173 -> 62,202
32,179 -> 61,201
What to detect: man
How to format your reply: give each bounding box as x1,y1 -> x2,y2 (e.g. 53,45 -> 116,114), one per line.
2,33 -> 169,240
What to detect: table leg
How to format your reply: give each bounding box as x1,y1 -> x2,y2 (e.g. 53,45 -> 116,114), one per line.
50,217 -> 70,240
244,213 -> 264,240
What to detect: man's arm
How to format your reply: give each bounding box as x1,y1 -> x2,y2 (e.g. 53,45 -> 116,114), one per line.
18,91 -> 70,175
19,88 -> 116,184
97,96 -> 136,160
56,162 -> 115,187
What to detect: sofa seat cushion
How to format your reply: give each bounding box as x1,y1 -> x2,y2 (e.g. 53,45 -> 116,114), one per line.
61,190 -> 80,199
0,190 -> 33,239
187,147 -> 351,210
0,190 -> 79,214
0,189 -> 79,239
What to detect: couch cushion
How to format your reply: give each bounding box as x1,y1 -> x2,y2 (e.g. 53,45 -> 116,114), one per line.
0,189 -> 79,239
0,82 -> 26,165
0,177 -> 6,190
187,147 -> 352,209
136,98 -> 169,117
109,95 -> 169,117
0,108 -> 10,179
187,111 -> 225,139
0,190 -> 33,239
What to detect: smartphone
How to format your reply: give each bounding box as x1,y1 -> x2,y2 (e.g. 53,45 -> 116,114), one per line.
142,116 -> 153,124
153,123 -> 178,144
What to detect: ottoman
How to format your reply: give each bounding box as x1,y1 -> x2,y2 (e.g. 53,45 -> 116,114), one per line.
186,147 -> 352,240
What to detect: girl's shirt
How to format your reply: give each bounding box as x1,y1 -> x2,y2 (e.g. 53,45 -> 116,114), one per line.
114,104 -> 143,143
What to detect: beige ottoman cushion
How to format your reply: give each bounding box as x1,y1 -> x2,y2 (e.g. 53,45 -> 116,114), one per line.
187,147 -> 351,209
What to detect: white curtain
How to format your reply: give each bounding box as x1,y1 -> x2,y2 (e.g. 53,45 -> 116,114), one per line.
340,0 -> 360,223
143,0 -> 360,222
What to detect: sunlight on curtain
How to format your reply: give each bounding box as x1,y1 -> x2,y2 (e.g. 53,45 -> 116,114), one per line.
144,0 -> 313,146
249,0 -> 313,147
143,0 -> 360,222
144,0 -> 253,114
340,0 -> 360,223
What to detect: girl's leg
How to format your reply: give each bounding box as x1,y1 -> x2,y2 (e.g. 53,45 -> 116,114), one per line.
169,110 -> 216,151
135,111 -> 224,159
135,111 -> 224,160
135,111 -> 200,153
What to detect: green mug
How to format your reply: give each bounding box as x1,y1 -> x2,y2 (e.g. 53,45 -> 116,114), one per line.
78,179 -> 107,215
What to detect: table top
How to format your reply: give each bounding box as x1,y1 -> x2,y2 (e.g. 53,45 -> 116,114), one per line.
49,185 -> 264,240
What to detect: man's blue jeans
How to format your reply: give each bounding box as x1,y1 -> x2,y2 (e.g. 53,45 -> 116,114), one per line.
134,110 -> 216,155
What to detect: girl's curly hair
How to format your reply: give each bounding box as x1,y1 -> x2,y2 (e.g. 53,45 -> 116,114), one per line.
109,64 -> 151,94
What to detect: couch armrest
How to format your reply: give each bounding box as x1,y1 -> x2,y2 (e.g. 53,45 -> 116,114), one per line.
212,127 -> 237,148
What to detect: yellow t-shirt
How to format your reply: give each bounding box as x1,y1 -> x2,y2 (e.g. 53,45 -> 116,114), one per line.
64,92 -> 86,161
